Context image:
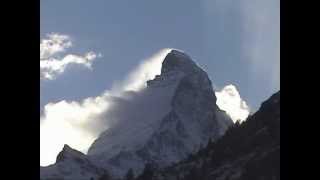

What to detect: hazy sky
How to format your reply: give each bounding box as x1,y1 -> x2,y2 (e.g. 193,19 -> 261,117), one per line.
40,0 -> 279,166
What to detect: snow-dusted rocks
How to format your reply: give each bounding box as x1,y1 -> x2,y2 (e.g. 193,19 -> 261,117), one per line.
87,49 -> 233,177
40,145 -> 105,180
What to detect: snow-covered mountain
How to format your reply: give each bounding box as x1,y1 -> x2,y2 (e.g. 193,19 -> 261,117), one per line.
87,49 -> 233,177
40,49 -> 234,179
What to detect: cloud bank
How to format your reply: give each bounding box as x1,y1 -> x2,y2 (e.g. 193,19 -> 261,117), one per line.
215,84 -> 250,123
40,97 -> 108,166
40,33 -> 101,80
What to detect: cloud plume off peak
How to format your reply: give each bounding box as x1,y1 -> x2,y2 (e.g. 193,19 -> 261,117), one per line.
40,49 -> 171,166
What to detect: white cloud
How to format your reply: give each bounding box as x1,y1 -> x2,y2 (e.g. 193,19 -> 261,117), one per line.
40,33 -> 101,80
40,33 -> 72,59
112,48 -> 171,92
215,84 -> 250,123
40,49 -> 171,166
40,96 -> 109,166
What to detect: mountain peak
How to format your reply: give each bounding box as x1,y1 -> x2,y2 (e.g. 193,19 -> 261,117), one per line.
42,144 -> 105,180
146,49 -> 204,88
161,49 -> 199,75
56,144 -> 85,163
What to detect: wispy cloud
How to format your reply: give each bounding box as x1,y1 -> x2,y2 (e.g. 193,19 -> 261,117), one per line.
40,33 -> 72,59
40,33 -> 101,80
112,48 -> 171,92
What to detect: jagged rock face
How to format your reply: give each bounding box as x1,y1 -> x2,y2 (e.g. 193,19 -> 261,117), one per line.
40,145 -> 105,180
87,50 -> 233,177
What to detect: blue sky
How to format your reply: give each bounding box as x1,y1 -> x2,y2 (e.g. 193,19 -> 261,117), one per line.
40,0 -> 279,112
